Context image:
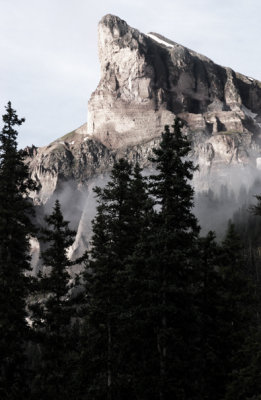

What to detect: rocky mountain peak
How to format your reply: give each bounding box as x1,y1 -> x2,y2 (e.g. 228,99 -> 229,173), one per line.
26,15 -> 261,206
87,14 -> 261,163
25,15 -> 261,267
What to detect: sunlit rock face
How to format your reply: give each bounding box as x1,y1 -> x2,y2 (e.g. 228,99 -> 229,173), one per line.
26,14 -> 261,204
24,14 -> 261,264
25,124 -> 114,204
88,14 -> 261,166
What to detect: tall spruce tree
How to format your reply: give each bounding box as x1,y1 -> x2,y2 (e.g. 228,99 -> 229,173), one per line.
30,200 -> 83,400
122,165 -> 159,400
196,224 -> 257,400
220,223 -> 255,385
223,221 -> 261,400
148,119 -> 200,400
196,232 -> 224,400
80,159 -> 152,400
0,102 -> 37,399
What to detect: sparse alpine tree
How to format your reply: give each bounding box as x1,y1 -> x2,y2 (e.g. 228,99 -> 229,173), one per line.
0,102 -> 37,399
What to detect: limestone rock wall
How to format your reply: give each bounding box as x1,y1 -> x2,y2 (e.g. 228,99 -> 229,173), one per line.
25,14 -> 261,269
88,14 -> 261,169
26,14 -> 261,205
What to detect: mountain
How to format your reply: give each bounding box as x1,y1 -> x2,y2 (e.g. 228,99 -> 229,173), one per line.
89,15 -> 261,151
25,14 -> 261,266
26,14 -> 261,204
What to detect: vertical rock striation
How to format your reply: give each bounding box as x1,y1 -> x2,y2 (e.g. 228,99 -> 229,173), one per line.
25,14 -> 261,268
87,14 -> 261,162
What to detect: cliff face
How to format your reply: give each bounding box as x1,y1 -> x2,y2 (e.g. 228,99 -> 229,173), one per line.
26,14 -> 261,204
26,15 -> 261,205
88,15 -> 261,156
25,124 -> 159,205
24,14 -> 261,268
25,124 -> 113,204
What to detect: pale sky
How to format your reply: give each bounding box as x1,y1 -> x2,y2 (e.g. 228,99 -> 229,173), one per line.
1,0 -> 260,148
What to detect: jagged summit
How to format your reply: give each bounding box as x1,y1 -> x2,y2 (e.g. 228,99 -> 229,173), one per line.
100,14 -> 130,31
147,32 -> 212,64
87,14 -> 261,153
26,14 -> 261,205
25,14 -> 261,267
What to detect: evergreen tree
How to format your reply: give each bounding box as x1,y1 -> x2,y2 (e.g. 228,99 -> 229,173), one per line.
217,222 -> 256,400
118,162 -> 155,398
0,102 -> 36,399
195,224 -> 257,400
223,205 -> 261,400
225,328 -> 261,400
122,174 -> 159,400
147,119 -> 200,399
196,232 -> 225,400
30,200 -> 84,400
80,159 -> 152,400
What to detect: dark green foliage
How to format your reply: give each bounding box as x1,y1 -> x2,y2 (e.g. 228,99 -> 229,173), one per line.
233,204 -> 261,248
220,222 -> 255,347
0,102 -> 37,399
147,120 -> 200,399
80,159 -> 153,399
2,104 -> 261,399
195,225 -> 255,400
30,200 -> 84,400
149,121 -> 198,227
196,231 -> 223,400
117,163 -> 156,399
225,328 -> 261,400
224,202 -> 261,400
215,222 -> 256,400
251,194 -> 261,216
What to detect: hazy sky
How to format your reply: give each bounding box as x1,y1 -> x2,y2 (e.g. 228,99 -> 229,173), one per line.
1,0 -> 260,148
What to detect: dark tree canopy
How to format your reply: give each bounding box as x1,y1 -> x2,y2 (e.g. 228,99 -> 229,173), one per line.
0,102 -> 37,399
30,199 -> 85,400
1,105 -> 260,400
147,119 -> 201,399
80,158 -> 153,400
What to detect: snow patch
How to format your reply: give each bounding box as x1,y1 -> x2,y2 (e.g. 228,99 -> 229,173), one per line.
147,33 -> 174,48
70,141 -> 75,145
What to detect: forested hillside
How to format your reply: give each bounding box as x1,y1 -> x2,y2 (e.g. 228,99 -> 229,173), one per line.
1,104 -> 261,400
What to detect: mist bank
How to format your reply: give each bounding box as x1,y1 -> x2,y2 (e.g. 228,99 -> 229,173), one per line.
29,162 -> 261,275
194,164 -> 261,238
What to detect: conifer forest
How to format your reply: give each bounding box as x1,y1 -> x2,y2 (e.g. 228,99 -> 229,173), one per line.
1,102 -> 261,400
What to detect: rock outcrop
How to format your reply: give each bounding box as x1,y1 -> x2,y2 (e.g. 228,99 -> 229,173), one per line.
25,124 -> 158,204
88,15 -> 261,154
26,14 -> 261,204
24,14 -> 261,266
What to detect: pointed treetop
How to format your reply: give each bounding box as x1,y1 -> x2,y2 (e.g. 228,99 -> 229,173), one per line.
1,102 -> 25,152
